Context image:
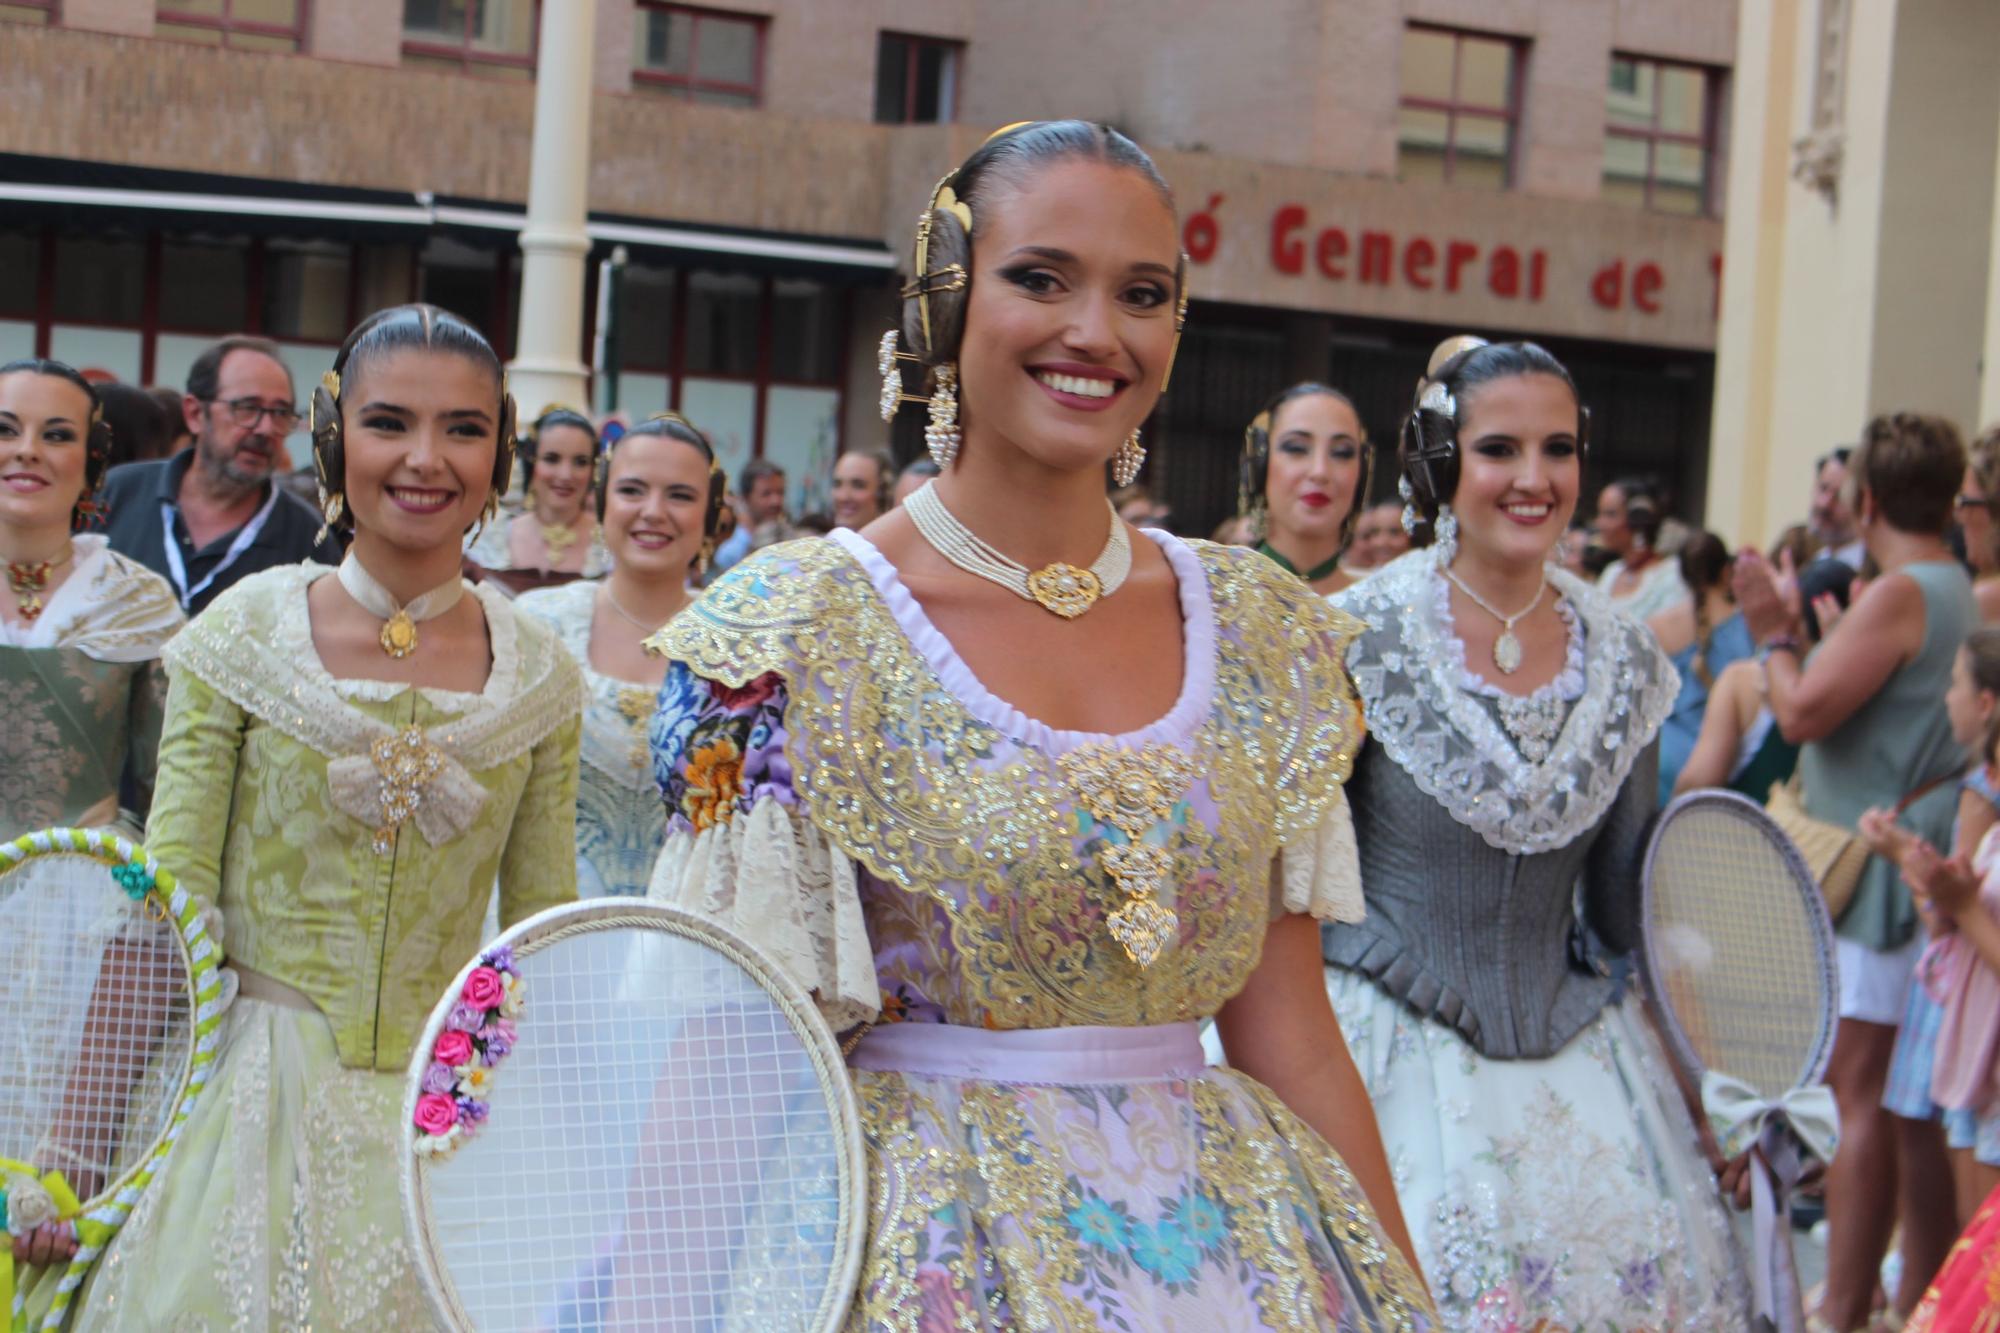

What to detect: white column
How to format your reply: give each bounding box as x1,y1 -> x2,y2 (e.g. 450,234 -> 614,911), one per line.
507,0 -> 595,418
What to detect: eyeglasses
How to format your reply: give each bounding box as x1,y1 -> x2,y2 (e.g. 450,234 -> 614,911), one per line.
1957,494 -> 1993,510
206,397 -> 301,433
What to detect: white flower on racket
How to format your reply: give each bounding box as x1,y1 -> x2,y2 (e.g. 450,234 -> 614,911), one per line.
500,971 -> 525,1018
413,1125 -> 463,1159
456,1064 -> 494,1097
6,1173 -> 56,1235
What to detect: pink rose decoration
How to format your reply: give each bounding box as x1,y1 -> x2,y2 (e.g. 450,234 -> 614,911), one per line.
413,1092 -> 459,1136
433,1029 -> 475,1068
461,966 -> 506,1010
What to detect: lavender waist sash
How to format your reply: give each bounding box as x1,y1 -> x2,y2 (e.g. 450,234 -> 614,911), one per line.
847,1021 -> 1205,1084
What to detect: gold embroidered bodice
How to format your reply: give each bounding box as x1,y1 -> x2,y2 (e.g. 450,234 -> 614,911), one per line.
648,532 -> 1365,1030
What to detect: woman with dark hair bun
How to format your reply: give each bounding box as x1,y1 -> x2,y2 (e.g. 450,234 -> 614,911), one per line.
517,412 -> 725,899
645,120 -> 1432,1327
1592,475 -> 1689,619
0,359 -> 182,844
1327,336 -> 1749,1328
1240,382 -> 1372,595
463,403 -> 611,594
70,305 -> 582,1328
1650,529 -> 1754,799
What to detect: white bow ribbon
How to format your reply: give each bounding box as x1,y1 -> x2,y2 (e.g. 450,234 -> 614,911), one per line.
1702,1072 -> 1839,1164
1702,1071 -> 1841,1333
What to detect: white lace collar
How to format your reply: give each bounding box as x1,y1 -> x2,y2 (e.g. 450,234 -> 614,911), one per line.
0,536 -> 184,661
165,562 -> 582,850
1334,547 -> 1679,854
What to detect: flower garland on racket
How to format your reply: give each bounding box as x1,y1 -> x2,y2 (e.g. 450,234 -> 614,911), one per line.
412,947 -> 525,1158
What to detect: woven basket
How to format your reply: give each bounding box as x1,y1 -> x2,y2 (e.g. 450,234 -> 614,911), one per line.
1765,778 -> 1871,922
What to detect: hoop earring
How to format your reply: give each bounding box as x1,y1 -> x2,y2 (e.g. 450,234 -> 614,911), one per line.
925,363 -> 961,469
1433,503 -> 1459,564
1113,427 -> 1146,487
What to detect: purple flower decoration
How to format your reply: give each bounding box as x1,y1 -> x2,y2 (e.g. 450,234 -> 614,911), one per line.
420,1063 -> 456,1095
446,1002 -> 485,1032
455,1097 -> 489,1125
482,945 -> 515,973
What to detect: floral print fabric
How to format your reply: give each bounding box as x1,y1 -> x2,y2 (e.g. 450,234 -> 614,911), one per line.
648,533 -> 1433,1330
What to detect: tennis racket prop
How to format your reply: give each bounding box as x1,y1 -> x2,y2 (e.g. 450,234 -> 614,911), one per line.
401,899 -> 867,1332
1642,790 -> 1839,1333
0,828 -> 225,1332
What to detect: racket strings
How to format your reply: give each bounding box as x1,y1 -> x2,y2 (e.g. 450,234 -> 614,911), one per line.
0,855 -> 192,1199
1647,808 -> 1833,1098
421,928 -> 847,1330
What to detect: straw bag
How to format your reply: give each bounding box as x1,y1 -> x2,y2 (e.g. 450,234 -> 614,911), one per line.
1765,774 -> 1956,922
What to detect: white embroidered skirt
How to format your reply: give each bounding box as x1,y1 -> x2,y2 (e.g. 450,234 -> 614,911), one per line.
70,995 -> 433,1332
1323,970 -> 1751,1331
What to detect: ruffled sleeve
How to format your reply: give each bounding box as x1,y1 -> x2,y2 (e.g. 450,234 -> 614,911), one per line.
646,659 -> 876,1030
1270,785 -> 1365,924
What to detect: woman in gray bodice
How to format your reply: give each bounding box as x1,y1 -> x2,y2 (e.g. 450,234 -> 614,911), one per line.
1325,338 -> 1749,1329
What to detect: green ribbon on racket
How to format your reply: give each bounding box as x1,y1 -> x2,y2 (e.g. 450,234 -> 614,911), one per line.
1,828 -> 226,1333
0,1164 -> 82,1321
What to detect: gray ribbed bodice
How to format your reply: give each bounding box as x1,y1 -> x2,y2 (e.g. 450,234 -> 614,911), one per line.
1325,733 -> 1656,1059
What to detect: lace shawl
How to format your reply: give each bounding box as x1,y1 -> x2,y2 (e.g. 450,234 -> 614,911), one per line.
0,537 -> 184,662
1333,547 -> 1678,855
164,563 -> 583,849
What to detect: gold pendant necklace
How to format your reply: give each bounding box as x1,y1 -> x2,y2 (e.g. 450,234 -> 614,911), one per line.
335,555 -> 465,659
903,481 -> 1132,619
538,517 -> 584,566
6,543 -> 72,623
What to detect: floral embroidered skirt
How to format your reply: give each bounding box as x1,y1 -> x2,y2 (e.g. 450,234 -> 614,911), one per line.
71,995 -> 433,1332
1324,973 -> 1750,1332
843,1021 -> 1434,1331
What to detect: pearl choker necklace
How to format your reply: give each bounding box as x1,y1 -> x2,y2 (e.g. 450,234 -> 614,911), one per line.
903,481 -> 1131,619
335,554 -> 465,658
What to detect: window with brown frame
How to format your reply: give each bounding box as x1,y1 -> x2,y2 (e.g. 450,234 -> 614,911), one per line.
633,3 -> 764,108
157,0 -> 307,52
1604,55 -> 1722,216
1396,24 -> 1524,190
874,32 -> 960,125
0,0 -> 56,25
402,0 -> 537,80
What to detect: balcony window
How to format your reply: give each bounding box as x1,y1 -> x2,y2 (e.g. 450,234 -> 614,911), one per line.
157,0 -> 305,52
403,0 -> 537,79
1397,24 -> 1523,190
634,3 -> 764,108
1604,55 -> 1721,215
875,32 -> 960,125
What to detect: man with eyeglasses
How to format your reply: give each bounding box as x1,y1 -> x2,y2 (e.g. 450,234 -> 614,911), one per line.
98,333 -> 338,615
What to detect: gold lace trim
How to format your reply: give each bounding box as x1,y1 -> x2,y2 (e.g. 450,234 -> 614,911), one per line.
649,537 -> 1364,1029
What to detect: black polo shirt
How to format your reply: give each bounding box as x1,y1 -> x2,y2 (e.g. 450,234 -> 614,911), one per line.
98,450 -> 340,616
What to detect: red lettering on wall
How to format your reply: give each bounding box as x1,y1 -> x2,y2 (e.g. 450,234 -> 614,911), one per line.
1632,262 -> 1663,314
1403,238 -> 1437,290
1445,240 -> 1479,292
1710,252 -> 1723,320
1591,260 -> 1625,309
1272,205 -> 1307,275
1489,246 -> 1520,298
1529,250 -> 1546,302
1358,231 -> 1393,284
1315,227 -> 1349,280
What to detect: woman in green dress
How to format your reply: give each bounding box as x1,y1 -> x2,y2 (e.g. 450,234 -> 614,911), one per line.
71,306 -> 582,1329
0,359 -> 183,843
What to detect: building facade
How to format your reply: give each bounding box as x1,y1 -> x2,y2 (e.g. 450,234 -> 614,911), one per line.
1,0 -> 1732,529
1708,0 -> 2000,549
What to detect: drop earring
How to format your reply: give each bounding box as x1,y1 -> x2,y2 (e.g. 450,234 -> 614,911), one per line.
1433,503 -> 1459,564
1113,427 -> 1146,487
1398,476 -> 1419,536
925,363 -> 961,468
